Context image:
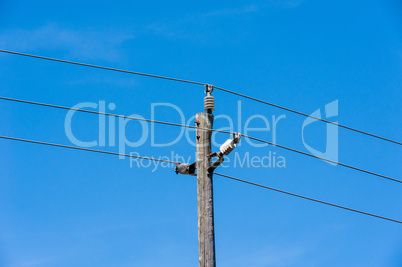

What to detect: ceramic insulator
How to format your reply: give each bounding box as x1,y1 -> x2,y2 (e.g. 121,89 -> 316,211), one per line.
220,139 -> 236,155
204,96 -> 215,111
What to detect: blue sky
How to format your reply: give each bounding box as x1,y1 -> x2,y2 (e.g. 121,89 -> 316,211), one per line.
1,0 -> 402,266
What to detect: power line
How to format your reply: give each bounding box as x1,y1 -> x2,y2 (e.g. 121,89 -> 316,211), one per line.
213,86 -> 402,146
0,96 -> 213,132
1,134 -> 399,225
214,173 -> 402,224
0,96 -> 230,135
241,134 -> 402,184
1,49 -> 400,146
0,49 -> 205,86
0,96 -> 399,184
0,135 -> 176,164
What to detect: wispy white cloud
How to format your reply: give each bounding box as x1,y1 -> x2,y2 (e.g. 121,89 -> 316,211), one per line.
271,0 -> 308,9
146,1 -> 309,42
146,4 -> 259,42
201,4 -> 259,17
0,24 -> 134,62
9,255 -> 63,267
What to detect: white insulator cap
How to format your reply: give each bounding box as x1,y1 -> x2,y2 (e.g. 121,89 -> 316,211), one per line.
220,139 -> 236,155
204,96 -> 215,111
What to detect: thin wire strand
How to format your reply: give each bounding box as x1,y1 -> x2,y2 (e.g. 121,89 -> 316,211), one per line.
0,50 -> 402,145
214,173 -> 402,224
0,96 -> 207,132
0,135 -> 176,164
0,49 -> 205,86
214,86 -> 402,146
0,96 -> 399,184
241,134 -> 402,184
0,96 -> 229,134
1,134 -> 399,224
1,49 -> 400,146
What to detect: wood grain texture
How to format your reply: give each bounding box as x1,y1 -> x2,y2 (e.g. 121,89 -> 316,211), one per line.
196,112 -> 216,267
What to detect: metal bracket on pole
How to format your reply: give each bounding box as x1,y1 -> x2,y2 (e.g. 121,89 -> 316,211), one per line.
205,84 -> 214,96
208,152 -> 224,173
175,162 -> 197,176
232,132 -> 241,144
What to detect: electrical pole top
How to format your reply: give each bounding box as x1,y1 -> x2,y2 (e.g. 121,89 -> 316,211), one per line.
174,85 -> 241,267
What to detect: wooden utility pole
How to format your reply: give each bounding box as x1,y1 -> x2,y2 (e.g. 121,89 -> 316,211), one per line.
196,85 -> 216,267
174,85 -> 237,266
